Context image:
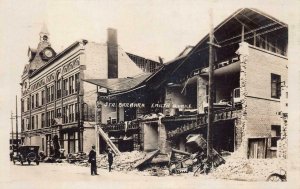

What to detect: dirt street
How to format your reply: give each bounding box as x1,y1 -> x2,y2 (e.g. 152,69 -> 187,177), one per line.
0,162 -> 288,189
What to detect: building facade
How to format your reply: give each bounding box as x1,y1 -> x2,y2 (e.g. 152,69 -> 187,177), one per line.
20,26 -> 156,155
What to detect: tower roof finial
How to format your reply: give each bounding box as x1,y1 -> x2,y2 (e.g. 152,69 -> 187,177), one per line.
40,22 -> 49,35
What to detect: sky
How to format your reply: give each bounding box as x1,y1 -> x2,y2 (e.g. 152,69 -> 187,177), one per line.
0,0 -> 299,166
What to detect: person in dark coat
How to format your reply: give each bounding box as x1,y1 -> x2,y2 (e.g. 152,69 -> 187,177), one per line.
107,148 -> 114,172
88,145 -> 98,175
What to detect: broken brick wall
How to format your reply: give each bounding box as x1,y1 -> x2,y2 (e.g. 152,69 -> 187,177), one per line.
237,42 -> 288,158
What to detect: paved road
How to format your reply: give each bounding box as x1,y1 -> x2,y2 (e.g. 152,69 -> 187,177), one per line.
0,162 -> 287,189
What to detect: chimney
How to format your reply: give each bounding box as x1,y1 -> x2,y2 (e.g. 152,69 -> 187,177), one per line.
107,28 -> 118,78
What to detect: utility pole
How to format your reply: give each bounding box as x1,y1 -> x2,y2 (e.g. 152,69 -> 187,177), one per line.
207,8 -> 215,161
16,96 -> 19,154
10,112 -> 14,149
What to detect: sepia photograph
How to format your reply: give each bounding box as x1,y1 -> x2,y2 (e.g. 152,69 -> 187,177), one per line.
0,0 -> 299,188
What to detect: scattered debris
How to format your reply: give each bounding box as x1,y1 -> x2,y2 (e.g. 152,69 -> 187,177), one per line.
212,156 -> 287,181
66,152 -> 88,163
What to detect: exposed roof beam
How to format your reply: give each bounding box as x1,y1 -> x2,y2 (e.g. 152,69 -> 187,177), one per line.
222,25 -> 286,48
219,22 -> 278,44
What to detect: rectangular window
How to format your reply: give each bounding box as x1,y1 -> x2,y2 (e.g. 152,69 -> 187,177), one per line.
50,110 -> 54,126
47,87 -> 50,103
50,85 -> 54,101
31,95 -> 34,109
57,79 -> 61,98
69,76 -> 74,94
41,90 -> 45,105
26,118 -> 30,130
65,106 -> 69,123
36,115 -> 39,129
69,104 -> 74,123
63,78 -> 69,96
56,108 -> 61,118
27,98 -> 30,111
271,125 -> 281,147
75,73 -> 79,92
31,116 -> 35,130
21,99 -> 24,112
62,107 -> 65,123
36,93 -> 39,107
271,73 -> 281,99
75,103 -> 79,121
41,113 -> 45,128
47,111 -> 50,127
21,119 -> 24,132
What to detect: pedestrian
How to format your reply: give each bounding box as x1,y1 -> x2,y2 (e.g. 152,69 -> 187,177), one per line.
107,148 -> 114,172
88,145 -> 98,176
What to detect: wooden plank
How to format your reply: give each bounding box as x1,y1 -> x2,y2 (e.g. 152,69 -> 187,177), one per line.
171,148 -> 191,156
134,149 -> 160,168
97,126 -> 121,155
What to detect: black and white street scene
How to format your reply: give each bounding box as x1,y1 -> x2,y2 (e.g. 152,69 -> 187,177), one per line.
1,0 -> 300,189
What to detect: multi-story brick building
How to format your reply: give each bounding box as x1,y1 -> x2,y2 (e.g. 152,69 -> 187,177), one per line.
90,8 -> 288,159
20,25 -> 158,155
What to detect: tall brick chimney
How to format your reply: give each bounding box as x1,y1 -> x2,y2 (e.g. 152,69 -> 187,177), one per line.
107,28 -> 118,78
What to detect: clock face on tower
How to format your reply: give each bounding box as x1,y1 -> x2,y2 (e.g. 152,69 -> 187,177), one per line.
44,49 -> 53,58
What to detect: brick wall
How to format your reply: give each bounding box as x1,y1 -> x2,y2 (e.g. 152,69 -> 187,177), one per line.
246,46 -> 287,137
82,127 -> 96,153
237,42 -> 288,157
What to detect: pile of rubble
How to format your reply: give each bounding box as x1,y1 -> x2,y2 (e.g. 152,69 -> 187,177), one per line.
95,151 -> 146,171
212,156 -> 287,181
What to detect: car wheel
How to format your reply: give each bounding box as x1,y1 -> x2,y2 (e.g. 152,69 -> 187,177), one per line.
267,174 -> 285,182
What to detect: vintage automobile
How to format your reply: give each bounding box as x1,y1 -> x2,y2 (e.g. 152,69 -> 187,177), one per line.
266,168 -> 287,182
13,146 -> 40,165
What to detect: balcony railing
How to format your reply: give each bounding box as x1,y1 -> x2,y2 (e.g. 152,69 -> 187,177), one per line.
101,121 -> 139,132
167,107 -> 242,139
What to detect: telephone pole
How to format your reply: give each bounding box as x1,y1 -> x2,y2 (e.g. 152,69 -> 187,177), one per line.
16,96 -> 19,153
207,8 -> 215,161
10,112 -> 14,148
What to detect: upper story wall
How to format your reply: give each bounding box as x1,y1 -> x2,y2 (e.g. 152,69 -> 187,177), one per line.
246,46 -> 288,100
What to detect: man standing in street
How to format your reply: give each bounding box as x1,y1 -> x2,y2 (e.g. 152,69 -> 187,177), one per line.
88,145 -> 98,175
107,148 -> 114,172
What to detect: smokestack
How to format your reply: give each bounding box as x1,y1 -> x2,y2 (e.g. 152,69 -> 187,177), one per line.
107,28 -> 118,78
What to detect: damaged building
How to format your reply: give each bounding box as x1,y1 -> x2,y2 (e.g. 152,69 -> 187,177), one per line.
20,25 -> 161,155
86,8 -> 288,159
